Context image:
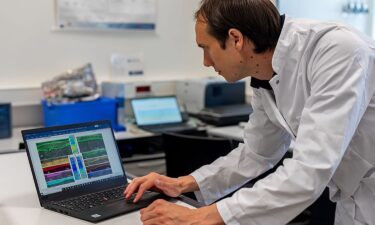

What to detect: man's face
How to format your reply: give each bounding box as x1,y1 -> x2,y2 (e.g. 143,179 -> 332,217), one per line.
195,20 -> 249,82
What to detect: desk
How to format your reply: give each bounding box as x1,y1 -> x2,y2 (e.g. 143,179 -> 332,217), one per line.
0,125 -> 165,177
0,152 -> 196,225
0,124 -> 156,153
0,124 -> 242,176
0,127 -> 30,153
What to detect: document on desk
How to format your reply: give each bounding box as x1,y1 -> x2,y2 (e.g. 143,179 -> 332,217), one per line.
55,0 -> 157,30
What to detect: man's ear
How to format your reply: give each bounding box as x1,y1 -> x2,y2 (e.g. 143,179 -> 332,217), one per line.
228,28 -> 244,50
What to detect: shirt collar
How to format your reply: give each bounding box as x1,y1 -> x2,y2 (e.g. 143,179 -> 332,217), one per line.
250,14 -> 285,90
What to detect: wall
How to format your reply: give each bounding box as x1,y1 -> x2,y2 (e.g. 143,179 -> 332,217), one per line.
0,0 -> 214,90
0,0 -> 223,127
278,0 -> 375,38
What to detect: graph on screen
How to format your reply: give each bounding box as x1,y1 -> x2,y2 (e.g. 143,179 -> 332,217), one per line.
37,133 -> 112,188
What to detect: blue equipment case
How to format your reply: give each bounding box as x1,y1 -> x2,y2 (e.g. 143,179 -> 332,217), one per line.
42,97 -> 125,132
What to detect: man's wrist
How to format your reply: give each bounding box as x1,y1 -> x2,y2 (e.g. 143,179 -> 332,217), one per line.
196,204 -> 225,225
177,175 -> 199,193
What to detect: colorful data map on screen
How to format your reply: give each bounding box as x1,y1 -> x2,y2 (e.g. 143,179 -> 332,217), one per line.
36,133 -> 112,188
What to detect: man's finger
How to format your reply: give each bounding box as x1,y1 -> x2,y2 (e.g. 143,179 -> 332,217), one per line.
133,189 -> 145,203
141,199 -> 166,213
142,217 -> 162,225
140,209 -> 159,222
125,178 -> 142,199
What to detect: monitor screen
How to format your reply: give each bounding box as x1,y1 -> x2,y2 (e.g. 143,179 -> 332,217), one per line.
24,123 -> 125,196
131,97 -> 182,126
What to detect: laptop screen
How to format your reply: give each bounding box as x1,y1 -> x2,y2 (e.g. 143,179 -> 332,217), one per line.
131,96 -> 183,126
23,122 -> 125,196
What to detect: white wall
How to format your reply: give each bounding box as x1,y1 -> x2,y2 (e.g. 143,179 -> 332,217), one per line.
278,0 -> 375,38
0,0 -> 215,89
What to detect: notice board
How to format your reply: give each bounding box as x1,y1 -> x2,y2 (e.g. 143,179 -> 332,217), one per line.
55,0 -> 157,30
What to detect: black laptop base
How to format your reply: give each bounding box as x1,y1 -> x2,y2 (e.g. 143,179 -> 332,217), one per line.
45,190 -> 170,223
140,124 -> 197,134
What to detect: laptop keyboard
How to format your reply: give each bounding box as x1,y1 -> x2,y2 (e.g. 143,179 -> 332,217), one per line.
51,185 -> 157,212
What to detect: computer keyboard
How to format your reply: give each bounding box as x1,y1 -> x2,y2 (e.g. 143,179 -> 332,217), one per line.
52,186 -> 127,212
51,186 -> 160,212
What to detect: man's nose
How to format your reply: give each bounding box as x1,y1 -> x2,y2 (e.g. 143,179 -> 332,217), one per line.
203,53 -> 213,67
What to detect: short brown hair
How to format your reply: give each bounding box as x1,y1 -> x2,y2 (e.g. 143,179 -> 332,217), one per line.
195,0 -> 281,53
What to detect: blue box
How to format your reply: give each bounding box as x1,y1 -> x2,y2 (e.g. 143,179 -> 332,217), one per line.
42,97 -> 125,131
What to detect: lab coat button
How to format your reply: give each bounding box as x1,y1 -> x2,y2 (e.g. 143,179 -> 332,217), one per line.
276,80 -> 280,84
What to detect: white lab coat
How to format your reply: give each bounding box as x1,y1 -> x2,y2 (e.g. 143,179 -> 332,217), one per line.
191,16 -> 375,225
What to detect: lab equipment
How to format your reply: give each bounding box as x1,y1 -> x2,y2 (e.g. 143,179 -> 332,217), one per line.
176,77 -> 246,114
176,77 -> 252,125
0,103 -> 11,138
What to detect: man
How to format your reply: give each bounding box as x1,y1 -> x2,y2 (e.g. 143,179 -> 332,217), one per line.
124,0 -> 375,224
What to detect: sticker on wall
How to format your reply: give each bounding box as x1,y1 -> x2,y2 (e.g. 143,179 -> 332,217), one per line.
110,53 -> 145,77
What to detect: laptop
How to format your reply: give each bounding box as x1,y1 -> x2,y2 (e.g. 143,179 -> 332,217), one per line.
22,120 -> 168,223
198,104 -> 253,126
131,96 -> 196,133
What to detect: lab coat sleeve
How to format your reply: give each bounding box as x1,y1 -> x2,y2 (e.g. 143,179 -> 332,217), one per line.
215,32 -> 375,224
190,87 -> 292,205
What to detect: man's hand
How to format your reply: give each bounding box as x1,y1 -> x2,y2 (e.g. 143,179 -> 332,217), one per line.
140,199 -> 225,225
124,172 -> 198,203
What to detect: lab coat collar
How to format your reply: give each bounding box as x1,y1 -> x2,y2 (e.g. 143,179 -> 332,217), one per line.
272,14 -> 291,75
260,85 -> 296,139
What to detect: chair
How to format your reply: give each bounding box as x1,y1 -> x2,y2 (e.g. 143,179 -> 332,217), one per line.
162,132 -> 235,178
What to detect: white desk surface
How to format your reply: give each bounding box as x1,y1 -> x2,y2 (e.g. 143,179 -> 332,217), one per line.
206,125 -> 244,141
0,124 -> 243,154
0,124 -> 156,153
0,152 -> 194,225
0,127 -> 29,153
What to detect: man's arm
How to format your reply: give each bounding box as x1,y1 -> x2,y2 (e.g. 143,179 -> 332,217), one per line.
190,87 -> 292,205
